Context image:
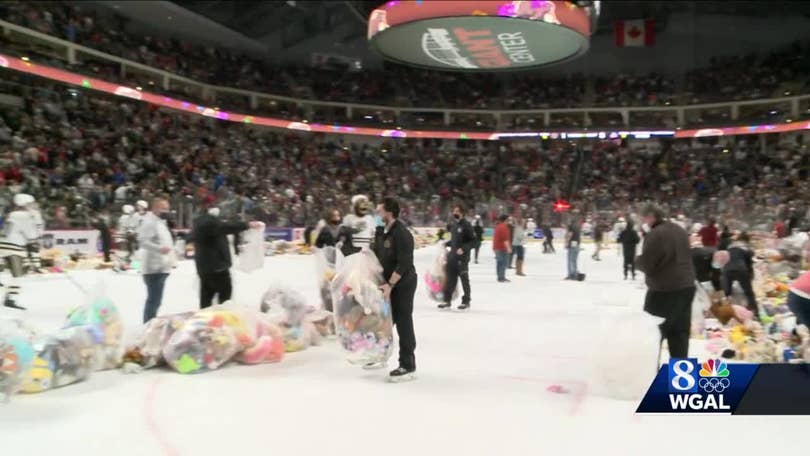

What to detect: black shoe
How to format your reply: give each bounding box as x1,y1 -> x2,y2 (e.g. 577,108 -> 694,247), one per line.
498,278 -> 511,283
458,303 -> 470,311
438,302 -> 451,310
389,366 -> 416,383
4,298 -> 25,310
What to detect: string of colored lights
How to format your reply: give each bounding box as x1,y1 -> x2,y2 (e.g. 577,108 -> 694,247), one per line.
0,53 -> 807,140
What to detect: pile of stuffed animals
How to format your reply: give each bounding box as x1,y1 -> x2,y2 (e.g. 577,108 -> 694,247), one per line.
700,231 -> 809,363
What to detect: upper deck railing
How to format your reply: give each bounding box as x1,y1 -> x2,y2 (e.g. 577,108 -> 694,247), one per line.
1,19 -> 809,139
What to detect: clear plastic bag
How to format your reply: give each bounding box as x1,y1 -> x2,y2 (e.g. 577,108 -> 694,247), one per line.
21,326 -> 97,394
236,313 -> 285,364
260,284 -> 309,327
315,246 -> 337,311
424,245 -> 458,303
589,311 -> 664,401
64,290 -> 123,371
691,281 -> 711,338
162,310 -> 243,374
236,222 -> 266,273
330,249 -> 393,365
306,309 -> 336,338
124,312 -> 194,368
0,319 -> 37,402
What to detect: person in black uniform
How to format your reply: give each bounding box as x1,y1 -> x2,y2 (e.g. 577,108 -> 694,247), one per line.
618,221 -> 640,280
472,215 -> 484,264
691,246 -> 723,291
92,211 -> 113,263
191,207 -> 261,309
542,225 -> 555,253
374,197 -> 417,382
723,232 -> 759,318
439,205 -> 475,311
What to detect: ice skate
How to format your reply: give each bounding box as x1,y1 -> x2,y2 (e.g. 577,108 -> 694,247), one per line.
3,297 -> 25,310
388,367 -> 416,383
438,302 -> 451,310
457,302 -> 470,311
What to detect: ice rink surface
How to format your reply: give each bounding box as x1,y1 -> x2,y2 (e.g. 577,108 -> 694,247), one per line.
0,241 -> 805,455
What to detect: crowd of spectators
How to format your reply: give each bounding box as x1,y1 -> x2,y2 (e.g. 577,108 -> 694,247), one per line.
2,0 -> 808,116
1,70 -> 809,233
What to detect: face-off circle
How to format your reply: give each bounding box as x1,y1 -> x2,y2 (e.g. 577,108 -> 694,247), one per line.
368,1 -> 596,71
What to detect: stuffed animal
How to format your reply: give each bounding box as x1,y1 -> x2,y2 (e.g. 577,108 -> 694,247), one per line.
125,312 -> 194,368
0,320 -> 36,401
21,326 -> 97,393
163,314 -> 242,374
64,296 -> 124,370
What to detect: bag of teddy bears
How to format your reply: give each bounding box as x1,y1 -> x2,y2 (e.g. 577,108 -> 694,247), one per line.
0,320 -> 36,402
21,325 -> 98,394
260,284 -> 309,327
123,312 -> 195,369
162,308 -> 246,374
64,290 -> 124,371
424,245 -> 458,303
315,246 -> 337,312
306,309 -> 336,339
331,249 -> 393,365
236,313 -> 286,364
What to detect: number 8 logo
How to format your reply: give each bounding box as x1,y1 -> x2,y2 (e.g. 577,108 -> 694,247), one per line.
670,360 -> 696,391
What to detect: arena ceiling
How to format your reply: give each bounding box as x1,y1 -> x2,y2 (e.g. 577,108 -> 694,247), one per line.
100,1 -> 810,65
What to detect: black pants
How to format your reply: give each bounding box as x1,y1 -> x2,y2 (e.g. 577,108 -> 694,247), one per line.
724,270 -> 758,315
444,255 -> 471,305
473,241 -> 481,262
391,273 -> 417,371
199,270 -> 233,309
644,286 -> 695,359
543,238 -> 555,253
622,249 -> 635,278
100,233 -> 112,262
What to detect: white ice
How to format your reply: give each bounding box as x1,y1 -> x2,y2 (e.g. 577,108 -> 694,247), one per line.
0,242 -> 804,455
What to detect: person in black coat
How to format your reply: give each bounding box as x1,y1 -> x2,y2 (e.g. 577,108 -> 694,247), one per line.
92,212 -> 112,263
718,225 -> 733,251
439,204 -> 476,310
723,232 -> 759,317
472,215 -> 484,264
542,225 -> 555,253
191,207 -> 260,309
617,221 -> 640,280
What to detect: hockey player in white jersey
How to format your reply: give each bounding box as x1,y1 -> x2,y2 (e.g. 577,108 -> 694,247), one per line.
23,201 -> 45,273
0,194 -> 39,309
134,200 -> 148,229
116,204 -> 138,267
338,194 -> 376,256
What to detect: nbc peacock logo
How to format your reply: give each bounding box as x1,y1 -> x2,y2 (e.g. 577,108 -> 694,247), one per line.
698,359 -> 730,393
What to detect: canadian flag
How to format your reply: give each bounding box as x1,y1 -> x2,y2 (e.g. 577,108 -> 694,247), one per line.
615,19 -> 655,47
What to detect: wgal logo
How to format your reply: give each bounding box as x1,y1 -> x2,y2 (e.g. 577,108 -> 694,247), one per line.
667,358 -> 731,411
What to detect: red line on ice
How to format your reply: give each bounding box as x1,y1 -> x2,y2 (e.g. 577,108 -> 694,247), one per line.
144,377 -> 181,456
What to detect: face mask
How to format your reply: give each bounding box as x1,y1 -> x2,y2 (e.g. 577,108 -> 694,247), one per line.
329,218 -> 340,225
158,212 -> 171,221
453,214 -> 461,220
375,215 -> 385,227
711,262 -> 721,269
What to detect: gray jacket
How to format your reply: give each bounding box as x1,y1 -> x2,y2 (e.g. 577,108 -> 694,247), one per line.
137,212 -> 175,274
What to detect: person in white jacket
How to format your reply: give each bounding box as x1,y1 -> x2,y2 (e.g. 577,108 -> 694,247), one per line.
0,194 -> 39,309
137,197 -> 175,322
